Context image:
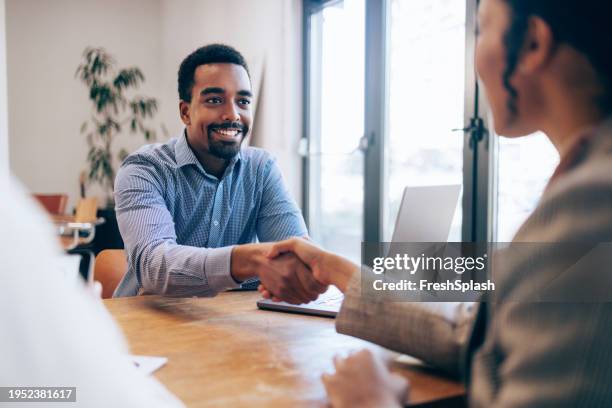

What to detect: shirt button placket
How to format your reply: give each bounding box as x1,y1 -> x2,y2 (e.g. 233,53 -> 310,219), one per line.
208,181 -> 224,246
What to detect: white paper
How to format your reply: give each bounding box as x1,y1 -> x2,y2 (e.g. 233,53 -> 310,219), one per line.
130,355 -> 167,375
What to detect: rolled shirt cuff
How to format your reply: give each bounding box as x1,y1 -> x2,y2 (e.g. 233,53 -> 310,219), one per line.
205,245 -> 241,292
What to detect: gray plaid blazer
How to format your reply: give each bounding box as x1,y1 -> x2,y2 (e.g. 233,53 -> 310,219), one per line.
336,118 -> 612,407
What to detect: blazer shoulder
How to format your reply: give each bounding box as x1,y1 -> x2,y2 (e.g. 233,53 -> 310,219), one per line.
516,144 -> 612,242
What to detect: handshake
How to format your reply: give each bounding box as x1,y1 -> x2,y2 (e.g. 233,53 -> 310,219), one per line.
230,238 -> 358,304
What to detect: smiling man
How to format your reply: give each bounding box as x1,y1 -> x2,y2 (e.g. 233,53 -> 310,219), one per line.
113,44 -> 325,303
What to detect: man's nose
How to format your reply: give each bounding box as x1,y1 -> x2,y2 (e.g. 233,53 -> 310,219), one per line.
221,103 -> 240,123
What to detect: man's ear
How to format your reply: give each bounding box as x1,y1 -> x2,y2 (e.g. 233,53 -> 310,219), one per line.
179,101 -> 191,125
519,16 -> 555,75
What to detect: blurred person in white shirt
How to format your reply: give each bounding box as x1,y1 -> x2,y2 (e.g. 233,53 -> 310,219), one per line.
0,174 -> 184,408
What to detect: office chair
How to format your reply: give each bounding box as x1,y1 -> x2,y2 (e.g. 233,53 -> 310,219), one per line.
74,197 -> 98,223
94,249 -> 128,299
33,194 -> 68,215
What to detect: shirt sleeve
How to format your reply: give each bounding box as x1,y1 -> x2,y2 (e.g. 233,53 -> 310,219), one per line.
336,269 -> 476,376
256,158 -> 308,242
114,159 -> 239,297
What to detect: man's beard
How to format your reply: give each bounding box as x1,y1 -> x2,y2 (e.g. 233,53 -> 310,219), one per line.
207,122 -> 248,160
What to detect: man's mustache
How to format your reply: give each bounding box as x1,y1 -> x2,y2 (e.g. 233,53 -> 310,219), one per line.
208,122 -> 248,134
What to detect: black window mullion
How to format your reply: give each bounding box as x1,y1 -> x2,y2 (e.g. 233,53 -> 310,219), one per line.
462,0 -> 490,243
363,0 -> 388,244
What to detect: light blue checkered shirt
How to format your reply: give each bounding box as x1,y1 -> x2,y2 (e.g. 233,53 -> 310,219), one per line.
113,131 -> 307,297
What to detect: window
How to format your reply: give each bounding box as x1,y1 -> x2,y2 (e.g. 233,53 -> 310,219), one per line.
494,133 -> 558,241
306,0 -> 365,262
304,0 -> 557,249
385,0 -> 466,241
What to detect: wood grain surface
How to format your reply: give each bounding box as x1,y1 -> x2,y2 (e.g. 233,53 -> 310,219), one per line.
104,292 -> 465,407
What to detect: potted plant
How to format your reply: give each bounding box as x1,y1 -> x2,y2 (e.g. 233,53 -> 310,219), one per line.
76,47 -> 165,251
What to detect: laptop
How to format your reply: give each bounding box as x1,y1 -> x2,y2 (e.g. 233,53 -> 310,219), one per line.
256,184 -> 461,317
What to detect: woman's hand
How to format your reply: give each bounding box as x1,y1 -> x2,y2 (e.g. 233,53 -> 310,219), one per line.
322,349 -> 409,408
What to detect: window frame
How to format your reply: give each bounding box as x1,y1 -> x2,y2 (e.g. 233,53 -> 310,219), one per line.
302,0 -> 491,245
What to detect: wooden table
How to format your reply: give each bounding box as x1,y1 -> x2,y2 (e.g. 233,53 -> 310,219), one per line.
104,293 -> 465,407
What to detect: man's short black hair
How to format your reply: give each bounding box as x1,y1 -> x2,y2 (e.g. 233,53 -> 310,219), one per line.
178,44 -> 250,102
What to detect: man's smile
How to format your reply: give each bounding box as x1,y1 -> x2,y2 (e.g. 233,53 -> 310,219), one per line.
207,121 -> 247,143
211,127 -> 242,142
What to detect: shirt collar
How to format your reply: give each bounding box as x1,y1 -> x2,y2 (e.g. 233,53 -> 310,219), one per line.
175,129 -> 242,178
175,129 -> 200,168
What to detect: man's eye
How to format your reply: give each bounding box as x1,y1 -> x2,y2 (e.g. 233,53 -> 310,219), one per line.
206,97 -> 223,104
238,98 -> 251,106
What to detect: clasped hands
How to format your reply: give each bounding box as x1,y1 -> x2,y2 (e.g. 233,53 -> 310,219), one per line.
232,238 -> 357,305
257,238 -> 331,304
230,239 -> 327,305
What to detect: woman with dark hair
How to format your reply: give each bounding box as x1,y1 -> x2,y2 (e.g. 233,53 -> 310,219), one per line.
263,0 -> 612,406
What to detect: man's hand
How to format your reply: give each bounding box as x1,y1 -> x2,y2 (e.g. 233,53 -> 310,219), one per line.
258,253 -> 327,304
264,238 -> 359,292
322,349 -> 409,408
231,243 -> 326,304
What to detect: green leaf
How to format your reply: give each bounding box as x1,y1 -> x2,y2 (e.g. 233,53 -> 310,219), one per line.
78,46 -> 162,192
113,67 -> 144,91
118,148 -> 129,162
143,98 -> 158,117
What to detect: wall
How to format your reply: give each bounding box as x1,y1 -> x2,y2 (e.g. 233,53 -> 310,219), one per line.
157,0 -> 303,201
0,0 -> 7,174
6,0 -> 303,209
6,0 -> 162,208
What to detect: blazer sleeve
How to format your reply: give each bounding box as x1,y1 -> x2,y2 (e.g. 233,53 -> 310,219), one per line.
336,270 -> 476,376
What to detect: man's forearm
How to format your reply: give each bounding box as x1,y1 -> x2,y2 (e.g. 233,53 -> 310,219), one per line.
230,243 -> 271,282
136,241 -> 239,296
